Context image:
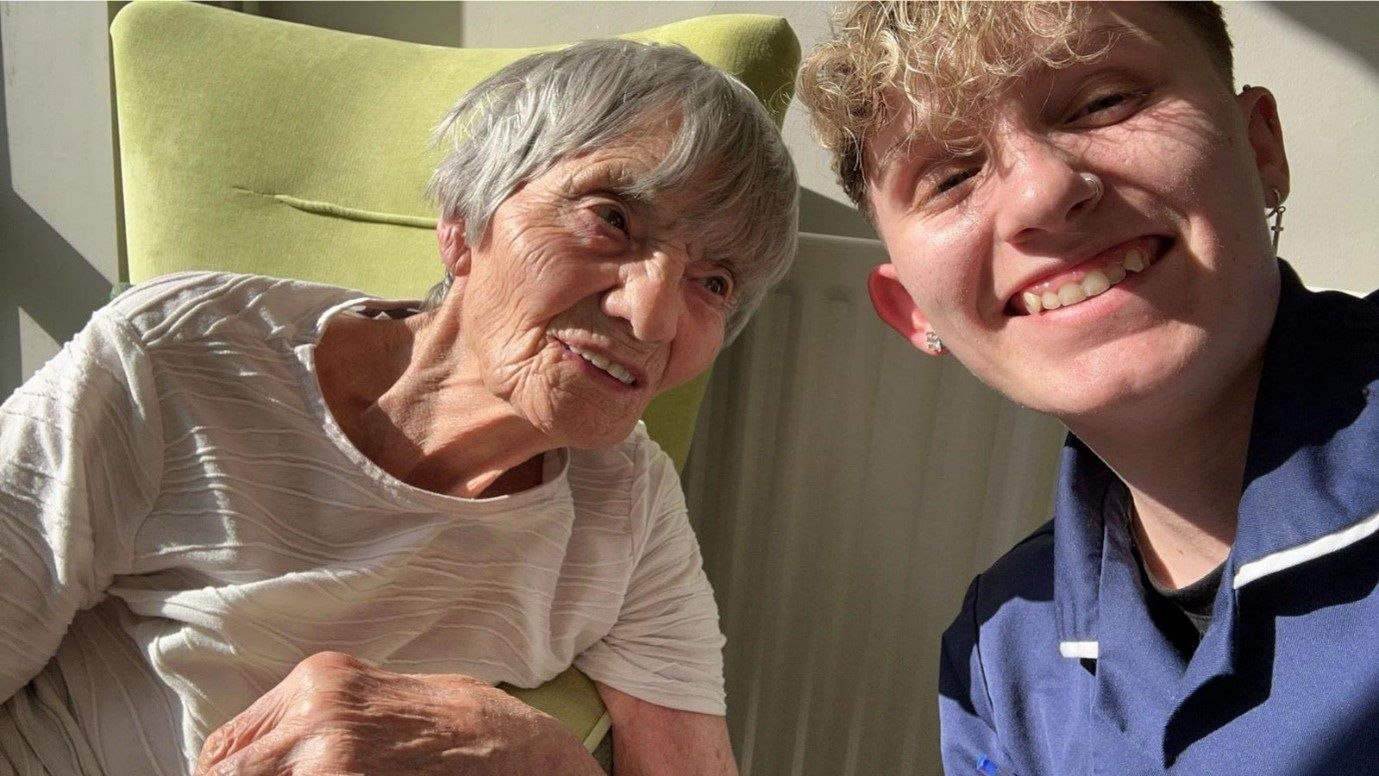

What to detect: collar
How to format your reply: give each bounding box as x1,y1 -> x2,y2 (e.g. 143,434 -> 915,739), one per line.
1054,260 -> 1379,653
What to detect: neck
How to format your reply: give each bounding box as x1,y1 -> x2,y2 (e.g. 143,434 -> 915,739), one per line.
316,307 -> 555,499
1066,353 -> 1266,589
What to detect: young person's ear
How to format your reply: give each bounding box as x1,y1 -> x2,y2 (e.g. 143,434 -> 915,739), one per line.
1237,86 -> 1290,204
436,218 -> 472,277
868,263 -> 940,355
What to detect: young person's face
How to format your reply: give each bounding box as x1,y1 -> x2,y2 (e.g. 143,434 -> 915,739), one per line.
866,4 -> 1290,422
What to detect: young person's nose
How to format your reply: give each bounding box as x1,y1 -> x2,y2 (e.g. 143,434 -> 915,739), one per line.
993,133 -> 1100,246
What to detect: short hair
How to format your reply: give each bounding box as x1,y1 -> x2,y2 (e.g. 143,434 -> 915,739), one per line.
426,39 -> 799,343
798,1 -> 1233,214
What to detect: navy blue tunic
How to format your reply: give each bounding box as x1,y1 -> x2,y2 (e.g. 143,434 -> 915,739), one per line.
940,262 -> 1379,775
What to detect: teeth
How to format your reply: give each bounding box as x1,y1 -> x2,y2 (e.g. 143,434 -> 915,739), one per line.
1021,244 -> 1154,315
569,345 -> 634,385
580,349 -> 610,370
1081,269 -> 1110,297
1058,282 -> 1087,306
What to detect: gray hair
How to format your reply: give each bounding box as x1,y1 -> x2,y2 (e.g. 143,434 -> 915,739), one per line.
425,38 -> 798,342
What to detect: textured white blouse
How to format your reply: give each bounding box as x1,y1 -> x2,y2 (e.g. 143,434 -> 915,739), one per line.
0,273 -> 724,775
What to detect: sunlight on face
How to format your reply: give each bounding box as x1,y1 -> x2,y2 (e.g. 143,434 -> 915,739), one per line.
867,3 -> 1286,422
455,135 -> 740,448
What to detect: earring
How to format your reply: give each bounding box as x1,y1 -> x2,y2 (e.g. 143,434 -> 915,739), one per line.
1267,187 -> 1286,254
924,330 -> 945,354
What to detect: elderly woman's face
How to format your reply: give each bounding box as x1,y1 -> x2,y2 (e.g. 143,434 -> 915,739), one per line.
866,3 -> 1289,421
443,133 -> 736,447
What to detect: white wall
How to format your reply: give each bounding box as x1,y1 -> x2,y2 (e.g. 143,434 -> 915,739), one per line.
1226,3 -> 1379,294
1,1 -> 121,395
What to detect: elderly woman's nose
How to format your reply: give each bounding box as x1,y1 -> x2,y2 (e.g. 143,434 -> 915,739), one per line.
994,139 -> 1098,245
603,260 -> 683,343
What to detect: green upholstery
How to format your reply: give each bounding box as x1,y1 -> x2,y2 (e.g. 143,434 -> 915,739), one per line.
109,0 -> 798,752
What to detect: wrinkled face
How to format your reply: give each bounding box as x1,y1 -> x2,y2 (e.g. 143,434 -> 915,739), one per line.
866,4 -> 1289,422
444,135 -> 738,448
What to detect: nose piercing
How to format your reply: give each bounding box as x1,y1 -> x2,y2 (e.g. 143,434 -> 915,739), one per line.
1080,171 -> 1103,205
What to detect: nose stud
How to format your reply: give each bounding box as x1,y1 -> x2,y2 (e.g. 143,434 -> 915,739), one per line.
1080,172 -> 1103,206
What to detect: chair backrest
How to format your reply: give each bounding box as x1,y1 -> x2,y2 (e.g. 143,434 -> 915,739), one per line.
109,0 -> 800,469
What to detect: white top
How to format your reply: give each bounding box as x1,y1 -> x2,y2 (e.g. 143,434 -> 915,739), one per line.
0,272 -> 724,775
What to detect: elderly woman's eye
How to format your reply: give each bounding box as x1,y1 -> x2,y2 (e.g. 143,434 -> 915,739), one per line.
702,275 -> 732,297
596,204 -> 628,234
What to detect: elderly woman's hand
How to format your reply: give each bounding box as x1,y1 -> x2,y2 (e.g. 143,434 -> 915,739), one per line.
195,651 -> 603,776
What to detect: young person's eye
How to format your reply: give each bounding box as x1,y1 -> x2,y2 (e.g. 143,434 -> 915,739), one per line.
915,164 -> 981,210
936,168 -> 979,195
1067,90 -> 1148,125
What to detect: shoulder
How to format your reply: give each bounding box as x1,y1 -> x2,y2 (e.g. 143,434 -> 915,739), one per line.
104,271 -> 368,350
567,422 -> 679,499
566,423 -> 683,549
944,521 -> 1057,648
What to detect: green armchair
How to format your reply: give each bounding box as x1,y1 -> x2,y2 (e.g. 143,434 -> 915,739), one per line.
109,0 -> 798,753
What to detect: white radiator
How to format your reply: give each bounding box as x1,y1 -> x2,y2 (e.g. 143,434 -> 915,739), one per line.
683,233 -> 1066,775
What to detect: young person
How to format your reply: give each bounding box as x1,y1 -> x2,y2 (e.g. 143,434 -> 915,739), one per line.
800,3 -> 1378,773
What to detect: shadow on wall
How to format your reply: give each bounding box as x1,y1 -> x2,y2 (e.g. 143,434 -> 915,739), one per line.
799,188 -> 876,240
1269,2 -> 1379,76
0,30 -> 112,398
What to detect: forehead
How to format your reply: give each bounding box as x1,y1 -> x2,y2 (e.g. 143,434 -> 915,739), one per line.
865,2 -> 1215,184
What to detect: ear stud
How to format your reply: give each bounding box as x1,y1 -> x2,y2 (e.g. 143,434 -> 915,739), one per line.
925,330 -> 945,354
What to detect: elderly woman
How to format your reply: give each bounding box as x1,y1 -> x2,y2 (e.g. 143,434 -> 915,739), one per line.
0,40 -> 795,775
802,2 -> 1377,774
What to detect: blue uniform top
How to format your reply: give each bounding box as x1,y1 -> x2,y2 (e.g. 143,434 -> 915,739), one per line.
939,262 -> 1379,775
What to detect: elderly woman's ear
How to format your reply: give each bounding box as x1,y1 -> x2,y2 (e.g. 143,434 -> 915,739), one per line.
1237,86 -> 1290,204
437,218 -> 472,277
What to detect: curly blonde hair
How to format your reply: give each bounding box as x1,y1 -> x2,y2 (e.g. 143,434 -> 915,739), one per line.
799,2 -> 1232,213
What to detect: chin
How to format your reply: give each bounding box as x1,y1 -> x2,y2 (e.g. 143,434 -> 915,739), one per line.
537,406 -> 642,449
991,342 -> 1190,422
565,421 -> 639,450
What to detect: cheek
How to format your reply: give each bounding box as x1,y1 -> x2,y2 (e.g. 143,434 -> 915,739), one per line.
664,318 -> 724,388
1124,106 -> 1251,223
890,219 -> 988,324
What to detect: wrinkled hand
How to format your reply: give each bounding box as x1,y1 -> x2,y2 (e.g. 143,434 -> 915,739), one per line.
195,651 -> 601,776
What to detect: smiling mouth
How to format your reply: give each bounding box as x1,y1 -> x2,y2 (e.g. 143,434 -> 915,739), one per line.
1010,236 -> 1172,316
557,340 -> 639,387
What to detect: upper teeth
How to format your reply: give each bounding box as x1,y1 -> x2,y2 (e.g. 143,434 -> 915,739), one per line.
1022,247 -> 1147,314
569,345 -> 635,385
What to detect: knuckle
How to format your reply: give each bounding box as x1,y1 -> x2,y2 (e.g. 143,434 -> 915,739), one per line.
298,650 -> 361,674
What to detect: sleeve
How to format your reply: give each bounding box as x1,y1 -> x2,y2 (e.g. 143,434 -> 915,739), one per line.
939,575 -> 1007,776
574,445 -> 726,716
0,306 -> 164,701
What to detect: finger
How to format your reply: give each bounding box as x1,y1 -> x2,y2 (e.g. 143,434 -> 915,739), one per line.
197,693 -> 290,772
202,721 -> 304,776
198,653 -> 368,774
197,671 -> 302,772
